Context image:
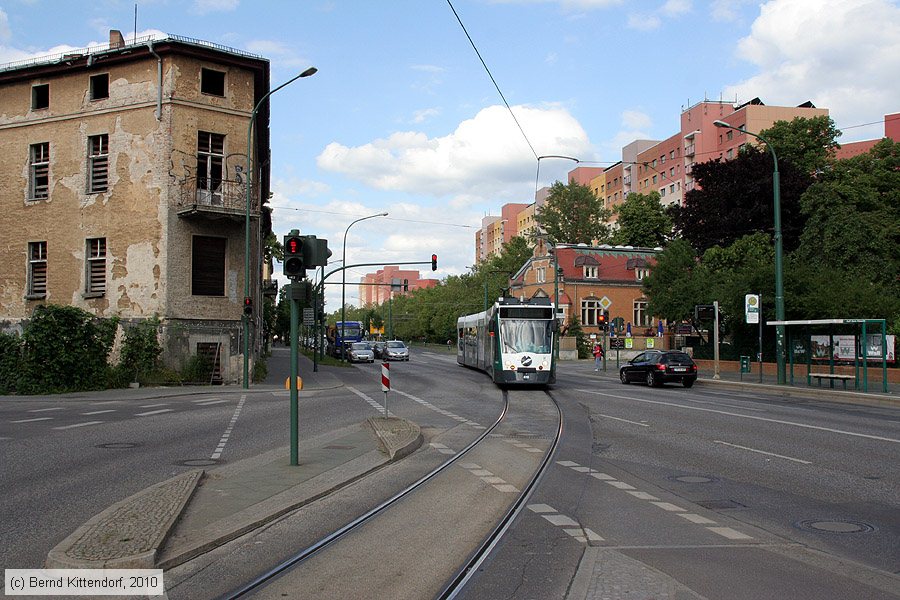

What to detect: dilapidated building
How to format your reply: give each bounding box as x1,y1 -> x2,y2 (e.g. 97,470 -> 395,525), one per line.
0,31 -> 273,383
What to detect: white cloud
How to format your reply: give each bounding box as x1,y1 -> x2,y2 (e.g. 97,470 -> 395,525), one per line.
710,0 -> 752,22
725,0 -> 900,139
627,12 -> 662,30
661,0 -> 692,16
622,109 -> 652,130
316,104 -> 592,201
411,107 -> 440,124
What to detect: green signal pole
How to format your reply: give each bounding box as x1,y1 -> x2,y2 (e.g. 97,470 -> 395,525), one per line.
289,281 -> 299,466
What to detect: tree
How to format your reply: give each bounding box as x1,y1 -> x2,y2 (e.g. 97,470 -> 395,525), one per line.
535,180 -> 612,245
642,238 -> 710,329
671,146 -> 811,253
611,191 -> 673,247
759,115 -> 841,175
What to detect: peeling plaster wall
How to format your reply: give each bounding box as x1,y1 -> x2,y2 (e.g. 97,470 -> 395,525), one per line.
0,46 -> 269,384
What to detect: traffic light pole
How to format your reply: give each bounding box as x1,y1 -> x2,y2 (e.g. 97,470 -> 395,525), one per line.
289,281 -> 299,466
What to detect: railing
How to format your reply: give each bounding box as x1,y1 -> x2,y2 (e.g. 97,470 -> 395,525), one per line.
174,177 -> 258,219
684,143 -> 695,156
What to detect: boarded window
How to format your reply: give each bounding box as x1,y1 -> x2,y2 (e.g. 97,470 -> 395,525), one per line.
88,134 -> 109,193
28,241 -> 47,297
86,238 -> 106,294
32,84 -> 49,109
200,68 -> 225,96
30,142 -> 49,200
90,74 -> 109,100
192,236 -> 226,296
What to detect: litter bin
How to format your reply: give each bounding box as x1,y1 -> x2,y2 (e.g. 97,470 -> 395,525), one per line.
740,356 -> 751,380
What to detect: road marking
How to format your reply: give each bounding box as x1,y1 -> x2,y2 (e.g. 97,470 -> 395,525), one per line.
598,413 -> 650,426
140,403 -> 170,408
494,484 -> 520,493
591,472 -> 616,481
82,410 -> 116,415
679,513 -> 718,524
11,417 -> 53,423
28,407 -> 64,413
192,397 -> 221,403
715,440 -> 811,464
347,386 -> 394,416
528,504 -> 556,513
627,491 -> 660,501
53,421 -> 104,430
684,398 -> 766,411
652,502 -> 686,512
211,394 -> 247,460
136,409 -> 174,417
579,389 -> 900,443
195,399 -> 228,406
544,514 -> 579,527
528,504 -> 604,543
606,480 -> 636,490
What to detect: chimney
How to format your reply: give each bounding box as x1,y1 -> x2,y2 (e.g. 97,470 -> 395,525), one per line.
109,30 -> 126,49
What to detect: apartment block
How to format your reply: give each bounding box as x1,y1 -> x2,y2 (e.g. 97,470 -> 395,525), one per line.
358,266 -> 439,305
0,31 -> 272,383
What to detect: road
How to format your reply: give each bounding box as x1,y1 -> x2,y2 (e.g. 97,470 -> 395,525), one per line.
1,348 -> 897,599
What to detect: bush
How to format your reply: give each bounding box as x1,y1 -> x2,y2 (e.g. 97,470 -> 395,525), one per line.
0,332 -> 22,394
119,317 -> 162,384
252,356 -> 268,383
181,353 -> 215,384
17,305 -> 117,394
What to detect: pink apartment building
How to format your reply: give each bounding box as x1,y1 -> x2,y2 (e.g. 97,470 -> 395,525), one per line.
358,266 -> 438,305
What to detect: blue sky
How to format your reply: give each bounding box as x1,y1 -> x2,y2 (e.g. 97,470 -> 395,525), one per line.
2,0 -> 898,310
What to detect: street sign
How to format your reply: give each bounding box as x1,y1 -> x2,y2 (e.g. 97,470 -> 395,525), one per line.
609,338 -> 625,350
745,294 -> 760,324
303,308 -> 314,325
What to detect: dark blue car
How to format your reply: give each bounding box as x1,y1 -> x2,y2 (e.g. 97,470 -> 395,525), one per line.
620,350 -> 697,387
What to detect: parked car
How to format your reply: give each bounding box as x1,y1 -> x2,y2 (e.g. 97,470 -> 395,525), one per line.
348,342 -> 375,363
373,341 -> 386,358
620,350 -> 697,387
382,340 -> 410,361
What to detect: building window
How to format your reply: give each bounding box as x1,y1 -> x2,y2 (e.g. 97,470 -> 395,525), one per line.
201,68 -> 226,96
536,267 -> 545,283
670,184 -> 675,193
583,266 -> 598,279
634,299 -> 650,327
582,298 -> 601,327
635,268 -> 649,281
88,134 -> 109,193
90,74 -> 109,100
29,142 -> 50,200
726,148 -> 734,159
197,131 -> 225,205
670,150 -> 675,159
192,235 -> 226,296
31,84 -> 49,110
727,130 -> 734,141
85,238 -> 107,295
660,188 -> 666,197
652,175 -> 657,184
28,241 -> 47,297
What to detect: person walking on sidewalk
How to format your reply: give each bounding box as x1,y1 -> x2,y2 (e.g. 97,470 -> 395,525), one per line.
592,342 -> 604,371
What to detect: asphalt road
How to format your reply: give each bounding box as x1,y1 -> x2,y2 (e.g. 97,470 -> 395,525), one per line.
2,349 -> 897,599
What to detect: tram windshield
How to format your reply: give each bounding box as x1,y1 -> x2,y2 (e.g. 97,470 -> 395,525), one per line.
499,319 -> 552,354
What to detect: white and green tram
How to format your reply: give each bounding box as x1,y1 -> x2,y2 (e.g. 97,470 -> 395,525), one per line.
457,297 -> 557,385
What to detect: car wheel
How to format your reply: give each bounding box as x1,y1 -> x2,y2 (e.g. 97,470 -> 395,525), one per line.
646,371 -> 658,387
683,379 -> 694,388
620,370 -> 629,384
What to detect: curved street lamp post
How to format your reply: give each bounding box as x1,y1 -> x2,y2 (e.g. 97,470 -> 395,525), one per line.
713,120 -> 785,384
340,213 -> 388,360
242,66 -> 317,389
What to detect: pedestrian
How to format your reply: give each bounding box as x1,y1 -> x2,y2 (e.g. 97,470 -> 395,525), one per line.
592,342 -> 604,371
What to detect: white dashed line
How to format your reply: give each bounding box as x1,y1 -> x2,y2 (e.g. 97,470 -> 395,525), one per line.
627,491 -> 660,501
543,514 -> 579,527
136,409 -> 174,417
528,504 -> 604,544
211,394 -> 247,460
195,399 -> 229,406
597,413 -> 650,427
651,502 -> 687,512
708,527 -> 754,540
11,417 -> 53,423
679,513 -> 718,524
139,403 -> 169,408
715,440 -> 811,464
53,421 -> 104,430
28,407 -> 64,413
82,409 -> 116,415
606,480 -> 636,490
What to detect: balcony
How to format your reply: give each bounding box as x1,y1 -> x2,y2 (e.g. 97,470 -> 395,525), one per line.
174,177 -> 259,221
684,143 -> 695,156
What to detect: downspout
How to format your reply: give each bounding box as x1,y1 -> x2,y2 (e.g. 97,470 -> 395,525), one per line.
146,42 -> 162,120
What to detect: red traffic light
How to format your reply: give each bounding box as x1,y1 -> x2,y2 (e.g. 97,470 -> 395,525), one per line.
286,237 -> 301,254
243,296 -> 252,315
431,254 -> 437,271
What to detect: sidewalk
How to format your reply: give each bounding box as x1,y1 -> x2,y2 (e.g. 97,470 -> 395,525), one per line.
45,352 -> 424,571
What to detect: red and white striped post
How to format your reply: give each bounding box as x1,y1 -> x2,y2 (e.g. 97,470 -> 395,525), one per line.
381,361 -> 390,416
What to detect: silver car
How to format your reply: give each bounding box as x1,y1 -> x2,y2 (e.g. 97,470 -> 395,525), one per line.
348,342 -> 375,363
383,340 -> 409,361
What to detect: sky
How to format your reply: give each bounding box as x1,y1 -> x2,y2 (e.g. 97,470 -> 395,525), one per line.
2,0 -> 898,312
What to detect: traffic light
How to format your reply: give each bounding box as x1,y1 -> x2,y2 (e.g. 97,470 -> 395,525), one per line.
243,297 -> 252,315
598,310 -> 607,330
431,254 -> 438,271
403,279 -> 409,292
283,234 -> 305,279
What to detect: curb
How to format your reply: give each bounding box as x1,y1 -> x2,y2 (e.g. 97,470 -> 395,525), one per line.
45,470 -> 202,569
367,416 -> 424,461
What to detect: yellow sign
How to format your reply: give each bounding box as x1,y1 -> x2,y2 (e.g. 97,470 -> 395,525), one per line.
646,338 -> 655,349
625,338 -> 633,349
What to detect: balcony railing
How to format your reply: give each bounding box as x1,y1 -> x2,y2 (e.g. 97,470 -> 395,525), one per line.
684,143 -> 695,156
174,177 -> 259,220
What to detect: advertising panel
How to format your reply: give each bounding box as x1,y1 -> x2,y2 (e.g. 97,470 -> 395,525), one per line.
810,335 -> 896,363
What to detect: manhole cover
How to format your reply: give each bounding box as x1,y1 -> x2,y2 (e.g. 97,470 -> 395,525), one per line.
179,459 -> 219,467
796,519 -> 874,534
672,475 -> 715,483
97,442 -> 139,449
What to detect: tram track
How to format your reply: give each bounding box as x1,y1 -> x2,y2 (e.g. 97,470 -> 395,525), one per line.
221,387 -> 562,600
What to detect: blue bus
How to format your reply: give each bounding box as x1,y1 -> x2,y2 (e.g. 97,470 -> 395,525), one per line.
330,321 -> 365,357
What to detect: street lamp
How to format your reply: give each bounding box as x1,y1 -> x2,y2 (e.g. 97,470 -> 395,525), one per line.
713,119 -> 785,384
535,154 -> 580,194
340,212 -> 388,360
242,66 -> 317,389
484,270 -> 513,311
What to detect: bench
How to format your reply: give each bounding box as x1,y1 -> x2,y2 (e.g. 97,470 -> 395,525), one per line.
808,373 -> 855,389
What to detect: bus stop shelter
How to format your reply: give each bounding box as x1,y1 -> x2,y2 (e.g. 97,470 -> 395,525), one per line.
768,319 -> 892,394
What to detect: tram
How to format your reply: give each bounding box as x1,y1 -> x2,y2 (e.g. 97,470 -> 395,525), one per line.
457,296 -> 557,385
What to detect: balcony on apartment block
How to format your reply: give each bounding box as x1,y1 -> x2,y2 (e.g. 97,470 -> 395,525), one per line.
174,177 -> 260,221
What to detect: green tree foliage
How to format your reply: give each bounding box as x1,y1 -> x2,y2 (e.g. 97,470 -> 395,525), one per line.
758,115 -> 841,175
671,146 -> 811,253
561,313 -> 591,359
611,191 -> 673,247
17,305 -> 117,394
536,180 -> 612,244
0,332 -> 22,394
642,238 -> 709,325
118,317 -> 162,384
